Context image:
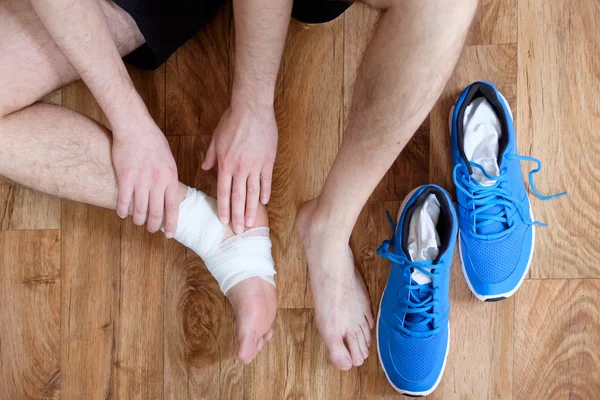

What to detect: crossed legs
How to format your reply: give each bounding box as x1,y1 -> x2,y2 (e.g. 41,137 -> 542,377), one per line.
0,0 -> 275,364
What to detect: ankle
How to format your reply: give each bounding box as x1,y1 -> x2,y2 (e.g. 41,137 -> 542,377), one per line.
298,197 -> 354,244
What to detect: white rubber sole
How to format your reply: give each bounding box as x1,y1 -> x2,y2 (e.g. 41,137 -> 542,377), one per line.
450,89 -> 534,302
376,188 -> 450,396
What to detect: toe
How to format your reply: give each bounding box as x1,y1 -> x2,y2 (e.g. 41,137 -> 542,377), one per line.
365,309 -> 375,330
324,334 -> 353,371
356,329 -> 369,360
360,319 -> 372,348
265,327 -> 274,341
237,334 -> 259,364
345,333 -> 364,366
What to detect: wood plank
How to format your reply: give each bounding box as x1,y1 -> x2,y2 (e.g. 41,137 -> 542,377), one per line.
0,179 -> 61,230
165,5 -> 232,136
60,201 -> 121,399
271,18 -> 344,308
518,0 -> 600,278
429,44 -> 517,192
0,230 -> 61,399
466,0 -> 517,45
164,136 -> 243,399
244,308 -> 341,400
163,239 -> 243,400
514,280 -> 570,399
566,280 -> 600,399
111,222 -> 164,399
514,280 -> 600,399
431,250 -> 513,399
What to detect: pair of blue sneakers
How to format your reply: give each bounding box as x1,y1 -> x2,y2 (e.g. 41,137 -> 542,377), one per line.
376,81 -> 566,396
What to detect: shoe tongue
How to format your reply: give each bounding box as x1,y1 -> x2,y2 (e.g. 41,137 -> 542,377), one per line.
407,194 -> 440,285
462,97 -> 507,235
403,194 -> 440,332
463,97 -> 501,186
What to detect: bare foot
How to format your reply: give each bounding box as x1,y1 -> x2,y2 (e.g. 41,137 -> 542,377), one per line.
296,198 -> 374,371
222,204 -> 277,364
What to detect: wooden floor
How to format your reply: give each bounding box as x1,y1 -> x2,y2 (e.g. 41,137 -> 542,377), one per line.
1,0 -> 599,399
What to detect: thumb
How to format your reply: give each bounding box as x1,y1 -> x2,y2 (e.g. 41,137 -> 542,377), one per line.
202,140 -> 217,170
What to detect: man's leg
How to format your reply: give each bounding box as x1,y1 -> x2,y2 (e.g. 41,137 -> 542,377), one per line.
296,0 -> 479,370
0,0 -> 275,363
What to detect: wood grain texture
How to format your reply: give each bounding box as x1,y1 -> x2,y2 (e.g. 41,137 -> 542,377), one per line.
466,0 -> 517,45
163,240 -> 243,400
270,18 -> 344,308
0,179 -> 61,230
514,280 -> 600,400
0,230 -> 61,399
245,309 -> 341,400
165,5 -> 232,136
518,0 -> 600,278
60,201 -> 121,399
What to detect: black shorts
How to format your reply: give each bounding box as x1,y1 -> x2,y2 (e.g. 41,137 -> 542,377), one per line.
115,0 -> 353,70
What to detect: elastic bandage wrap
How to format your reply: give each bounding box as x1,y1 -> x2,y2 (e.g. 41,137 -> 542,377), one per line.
172,187 -> 276,295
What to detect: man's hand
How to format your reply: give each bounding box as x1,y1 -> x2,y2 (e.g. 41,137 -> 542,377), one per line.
112,118 -> 180,237
202,101 -> 278,234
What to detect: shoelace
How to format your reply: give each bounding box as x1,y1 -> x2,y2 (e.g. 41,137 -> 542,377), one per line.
376,212 -> 442,338
452,154 -> 567,241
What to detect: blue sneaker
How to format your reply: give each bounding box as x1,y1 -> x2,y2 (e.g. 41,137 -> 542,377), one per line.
450,81 -> 566,301
376,185 -> 458,396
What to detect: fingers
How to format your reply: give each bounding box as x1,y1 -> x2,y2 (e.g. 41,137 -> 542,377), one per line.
245,173 -> 260,228
116,174 -> 134,219
231,175 -> 247,235
146,187 -> 165,233
260,165 -> 273,205
133,185 -> 150,226
163,183 -> 180,238
201,140 -> 217,171
217,172 -> 233,226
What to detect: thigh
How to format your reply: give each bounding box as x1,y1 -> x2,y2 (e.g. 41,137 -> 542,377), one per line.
0,0 -> 144,117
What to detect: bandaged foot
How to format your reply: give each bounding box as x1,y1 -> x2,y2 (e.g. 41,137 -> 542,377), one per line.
171,187 -> 277,363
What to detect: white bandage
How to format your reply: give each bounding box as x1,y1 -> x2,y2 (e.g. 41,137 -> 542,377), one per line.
171,187 -> 276,294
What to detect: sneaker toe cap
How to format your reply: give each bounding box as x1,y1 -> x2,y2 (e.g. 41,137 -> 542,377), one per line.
460,223 -> 534,296
377,319 -> 448,394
